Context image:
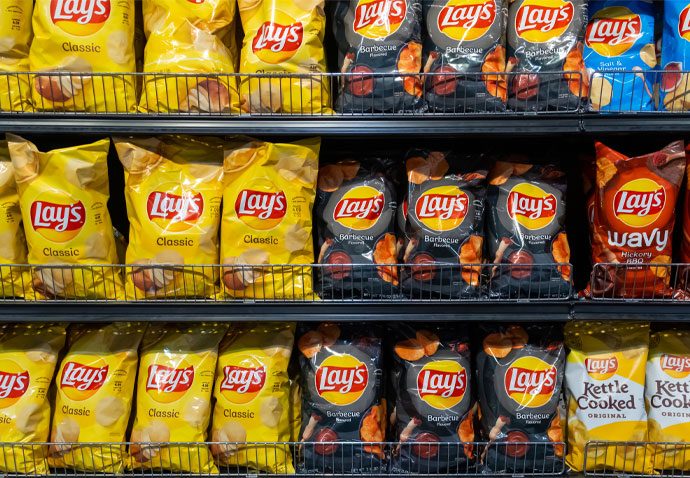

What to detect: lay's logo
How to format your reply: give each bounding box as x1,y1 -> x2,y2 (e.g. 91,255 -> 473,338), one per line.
417,360 -> 467,410
252,15 -> 304,64
586,7 -> 641,57
438,0 -> 496,42
31,199 -> 86,243
585,356 -> 618,380
220,365 -> 266,395
515,0 -> 574,43
146,364 -> 194,395
660,354 -> 690,379
0,370 -> 29,401
235,189 -> 287,231
415,185 -> 469,232
315,354 -> 368,406
507,183 -> 557,230
613,178 -> 666,228
333,186 -> 385,231
504,356 -> 557,408
60,361 -> 108,392
679,4 -> 690,42
50,0 -> 111,36
354,0 -> 407,39
147,191 -> 204,223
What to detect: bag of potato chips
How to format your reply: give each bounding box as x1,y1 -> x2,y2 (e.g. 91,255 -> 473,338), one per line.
565,321 -> 652,474
114,136 -> 225,299
212,323 -> 295,474
30,0 -> 136,112
7,135 -> 124,300
221,138 -> 320,300
647,329 -> 690,471
49,323 -> 145,473
0,140 -> 30,298
129,323 -> 226,474
238,0 -> 330,114
0,323 -> 66,475
0,0 -> 32,112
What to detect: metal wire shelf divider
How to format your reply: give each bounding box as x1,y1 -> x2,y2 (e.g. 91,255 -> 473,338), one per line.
588,263 -> 690,302
584,441 -> 690,477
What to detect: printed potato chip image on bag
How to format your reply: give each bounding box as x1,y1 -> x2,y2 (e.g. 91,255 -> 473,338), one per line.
0,323 -> 66,475
49,323 -> 145,473
239,0 -> 330,114
30,0 -> 136,112
114,136 -> 224,299
7,135 -> 124,300
565,321 -> 652,474
211,323 -> 295,474
129,323 -> 226,474
0,0 -> 32,112
661,1 -> 690,111
221,138 -> 320,300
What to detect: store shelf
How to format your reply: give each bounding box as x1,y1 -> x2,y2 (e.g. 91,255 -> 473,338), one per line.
582,113 -> 690,134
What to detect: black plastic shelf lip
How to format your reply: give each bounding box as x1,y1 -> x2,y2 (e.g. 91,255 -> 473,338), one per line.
574,301 -> 690,321
582,113 -> 690,133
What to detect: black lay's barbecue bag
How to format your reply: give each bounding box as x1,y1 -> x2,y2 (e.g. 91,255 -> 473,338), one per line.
401,150 -> 487,299
316,157 -> 401,299
486,161 -> 571,299
334,0 -> 424,113
423,0 -> 508,112
477,324 -> 565,474
389,324 -> 476,474
297,323 -> 386,474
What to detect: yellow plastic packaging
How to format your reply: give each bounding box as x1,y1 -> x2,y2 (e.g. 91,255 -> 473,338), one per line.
0,0 -> 32,112
49,323 -> 145,473
0,323 -> 66,475
6,135 -> 124,300
211,322 -> 295,474
30,0 -> 136,112
129,323 -> 227,474
114,136 -> 225,299
647,329 -> 690,471
565,321 -> 652,474
0,140 -> 30,298
221,138 -> 320,299
238,0 -> 330,114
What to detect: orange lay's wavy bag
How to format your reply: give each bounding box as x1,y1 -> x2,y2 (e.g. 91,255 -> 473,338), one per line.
129,323 -> 227,474
221,138 -> 320,299
0,0 -> 33,112
114,136 -> 224,299
49,323 -> 145,473
238,0 -> 330,113
0,323 -> 66,475
7,135 -> 124,300
30,0 -> 136,112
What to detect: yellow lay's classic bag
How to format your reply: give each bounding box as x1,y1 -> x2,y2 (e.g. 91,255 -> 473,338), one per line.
0,323 -> 66,475
49,323 -> 145,473
565,321 -> 652,474
238,0 -> 330,114
7,135 -> 124,300
221,138 -> 320,299
0,140 -> 30,298
647,330 -> 690,471
0,0 -> 32,112
129,323 -> 227,474
114,136 -> 225,299
212,323 -> 295,474
30,0 -> 136,112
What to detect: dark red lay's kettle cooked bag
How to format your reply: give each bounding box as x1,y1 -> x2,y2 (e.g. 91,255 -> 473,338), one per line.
389,324 -> 476,474
333,0 -> 424,113
401,150 -> 487,299
507,0 -> 588,111
423,0 -> 508,113
297,323 -> 386,474
476,324 -> 565,474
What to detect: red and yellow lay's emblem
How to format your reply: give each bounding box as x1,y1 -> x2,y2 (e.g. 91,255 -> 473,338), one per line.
50,0 -> 111,36
660,354 -> 690,379
585,356 -> 618,380
145,363 -> 195,404
679,4 -> 690,42
235,186 -> 287,231
438,0 -> 496,42
417,360 -> 467,410
333,185 -> 385,231
30,196 -> 86,243
251,10 -> 304,64
507,183 -> 557,230
315,354 -> 368,406
59,358 -> 109,401
586,7 -> 641,57
415,185 -> 469,232
219,357 -> 267,405
613,178 -> 666,228
147,190 -> 204,233
0,360 -> 29,409
353,0 -> 407,39
504,356 -> 557,408
515,0 -> 574,43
